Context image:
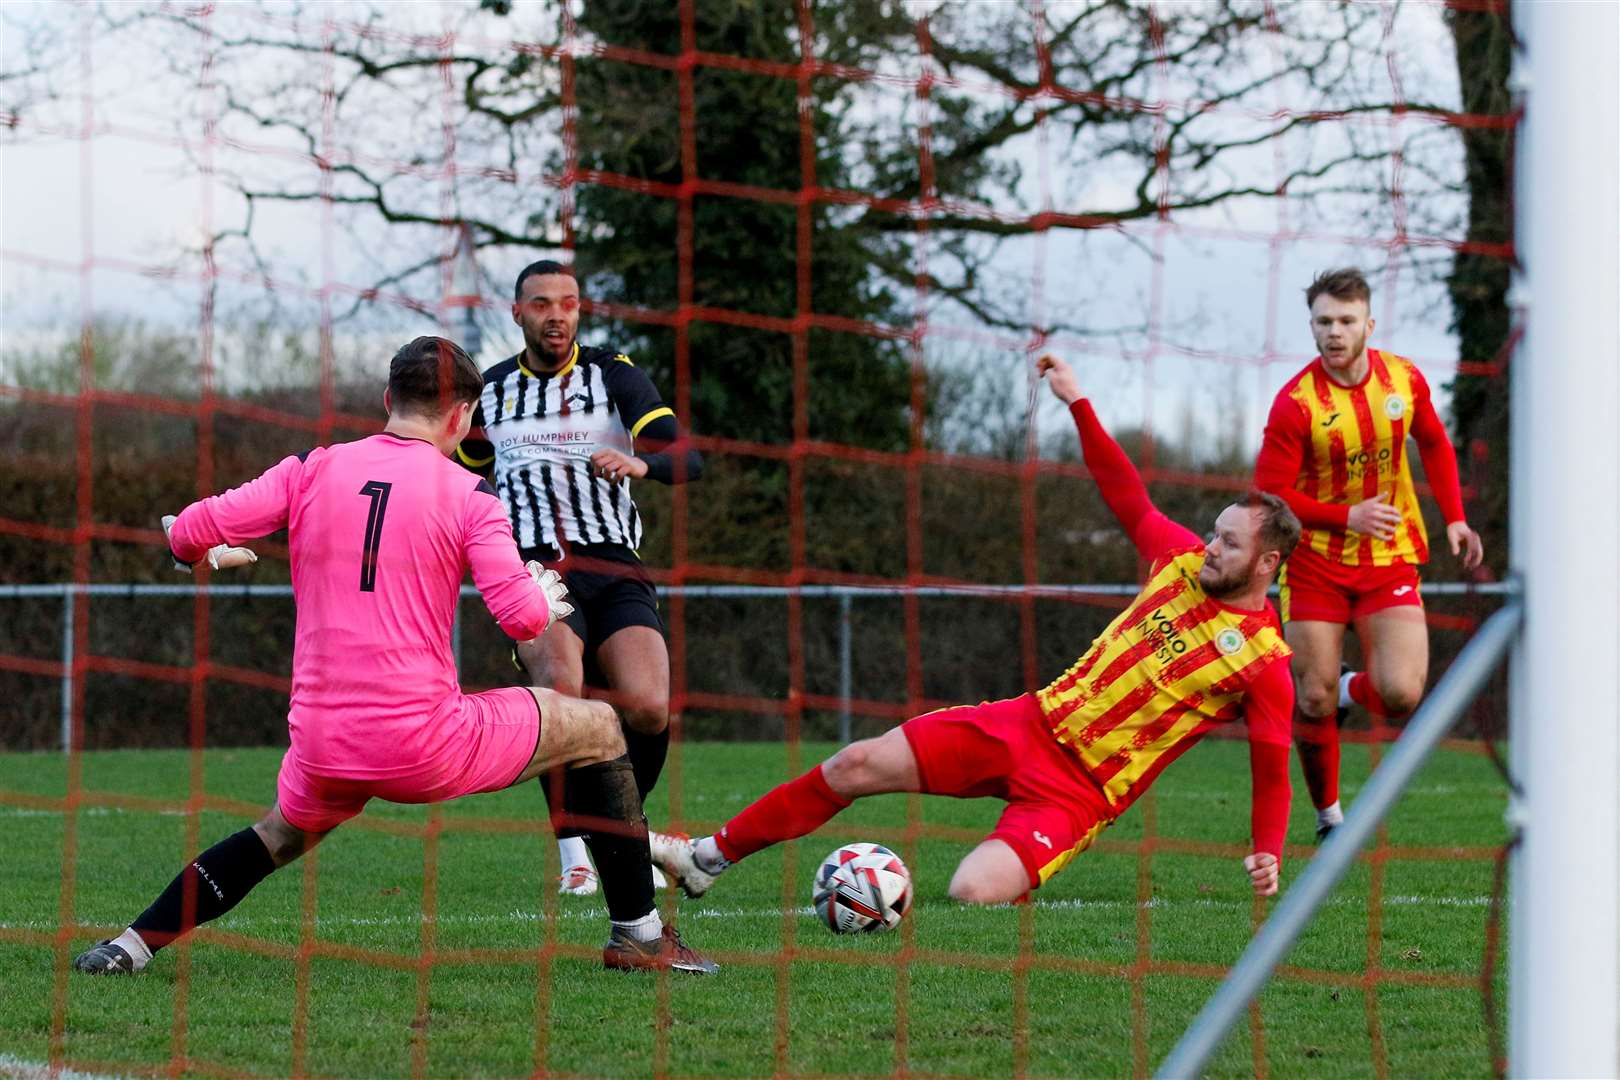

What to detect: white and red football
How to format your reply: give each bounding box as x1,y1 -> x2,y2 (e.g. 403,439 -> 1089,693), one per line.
811,842 -> 913,934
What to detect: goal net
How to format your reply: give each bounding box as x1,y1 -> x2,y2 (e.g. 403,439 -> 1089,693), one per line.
0,2 -> 1524,1076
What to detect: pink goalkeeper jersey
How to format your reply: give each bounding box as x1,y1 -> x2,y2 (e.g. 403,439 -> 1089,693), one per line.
167,432 -> 552,779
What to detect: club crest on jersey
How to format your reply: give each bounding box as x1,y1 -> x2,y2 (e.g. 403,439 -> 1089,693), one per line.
1383,395 -> 1406,420
1215,628 -> 1245,656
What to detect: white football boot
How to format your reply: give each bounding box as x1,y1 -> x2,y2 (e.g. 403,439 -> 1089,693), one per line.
558,863 -> 600,896
649,831 -> 716,898
558,857 -> 666,893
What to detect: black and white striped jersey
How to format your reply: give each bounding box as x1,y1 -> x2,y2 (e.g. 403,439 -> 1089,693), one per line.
455,344 -> 675,552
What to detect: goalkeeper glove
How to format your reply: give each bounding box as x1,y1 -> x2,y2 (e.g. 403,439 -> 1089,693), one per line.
525,560 -> 575,627
161,514 -> 259,573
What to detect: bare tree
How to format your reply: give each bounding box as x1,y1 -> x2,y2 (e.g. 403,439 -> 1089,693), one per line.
0,3 -> 1465,326
1,0 -> 1490,450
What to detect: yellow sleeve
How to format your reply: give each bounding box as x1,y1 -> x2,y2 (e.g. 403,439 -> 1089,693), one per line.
455,444 -> 495,468
629,407 -> 675,438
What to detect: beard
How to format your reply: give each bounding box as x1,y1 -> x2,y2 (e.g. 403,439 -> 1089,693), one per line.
1318,326 -> 1368,367
523,323 -> 574,367
1200,551 -> 1261,600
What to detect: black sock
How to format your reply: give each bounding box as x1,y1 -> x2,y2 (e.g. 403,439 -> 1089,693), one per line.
537,769 -> 585,839
561,756 -> 655,924
624,725 -> 670,800
132,826 -> 277,951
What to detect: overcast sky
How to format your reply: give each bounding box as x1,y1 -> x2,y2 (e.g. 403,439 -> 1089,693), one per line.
1,0 -> 1474,458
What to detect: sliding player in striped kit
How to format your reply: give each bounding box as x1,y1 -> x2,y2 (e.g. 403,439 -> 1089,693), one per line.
652,354 -> 1300,905
73,337 -> 713,976
457,261 -> 703,896
1254,268 -> 1483,841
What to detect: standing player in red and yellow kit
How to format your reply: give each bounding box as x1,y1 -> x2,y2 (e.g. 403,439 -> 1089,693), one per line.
650,354 -> 1301,904
1254,268 -> 1483,841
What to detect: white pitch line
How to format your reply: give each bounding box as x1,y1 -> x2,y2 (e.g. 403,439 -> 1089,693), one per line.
0,782 -> 1496,817
0,1054 -> 132,1080
0,808 -> 191,819
0,894 -> 1491,934
1153,783 -> 1495,802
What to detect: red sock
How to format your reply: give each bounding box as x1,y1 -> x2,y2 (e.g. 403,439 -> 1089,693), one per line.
1293,708 -> 1341,810
1347,671 -> 1400,718
714,764 -> 852,862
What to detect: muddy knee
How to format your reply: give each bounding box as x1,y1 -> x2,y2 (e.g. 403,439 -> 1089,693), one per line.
517,639 -> 583,695
597,718 -> 628,761
533,689 -> 627,765
577,701 -> 627,763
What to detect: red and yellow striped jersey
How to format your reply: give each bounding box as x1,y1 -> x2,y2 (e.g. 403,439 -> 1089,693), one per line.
1262,350 -> 1434,567
1037,546 -> 1292,815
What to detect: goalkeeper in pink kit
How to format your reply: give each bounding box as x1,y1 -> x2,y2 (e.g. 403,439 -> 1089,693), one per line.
72,337 -> 715,976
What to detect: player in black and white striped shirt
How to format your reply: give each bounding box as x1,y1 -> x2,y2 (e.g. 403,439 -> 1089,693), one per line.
458,260 -> 703,895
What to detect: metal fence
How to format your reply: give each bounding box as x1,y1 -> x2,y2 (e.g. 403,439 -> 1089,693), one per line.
1,580 -> 1515,753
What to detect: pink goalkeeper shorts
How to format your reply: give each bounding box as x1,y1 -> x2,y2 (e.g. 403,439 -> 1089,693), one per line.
276,687 -> 541,833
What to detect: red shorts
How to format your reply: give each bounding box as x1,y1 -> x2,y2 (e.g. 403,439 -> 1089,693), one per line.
901,694 -> 1113,890
276,687 -> 541,833
1279,544 -> 1424,624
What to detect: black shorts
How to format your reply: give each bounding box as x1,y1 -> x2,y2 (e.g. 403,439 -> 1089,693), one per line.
519,542 -> 665,660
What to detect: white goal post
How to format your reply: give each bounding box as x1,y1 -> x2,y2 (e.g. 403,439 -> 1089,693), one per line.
1158,3 -> 1619,1075
1509,1 -> 1619,1076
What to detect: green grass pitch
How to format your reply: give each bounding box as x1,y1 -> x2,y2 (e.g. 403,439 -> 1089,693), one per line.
0,739 -> 1507,1078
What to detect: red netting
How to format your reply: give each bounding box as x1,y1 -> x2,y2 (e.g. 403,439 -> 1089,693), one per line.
0,1 -> 1517,1077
